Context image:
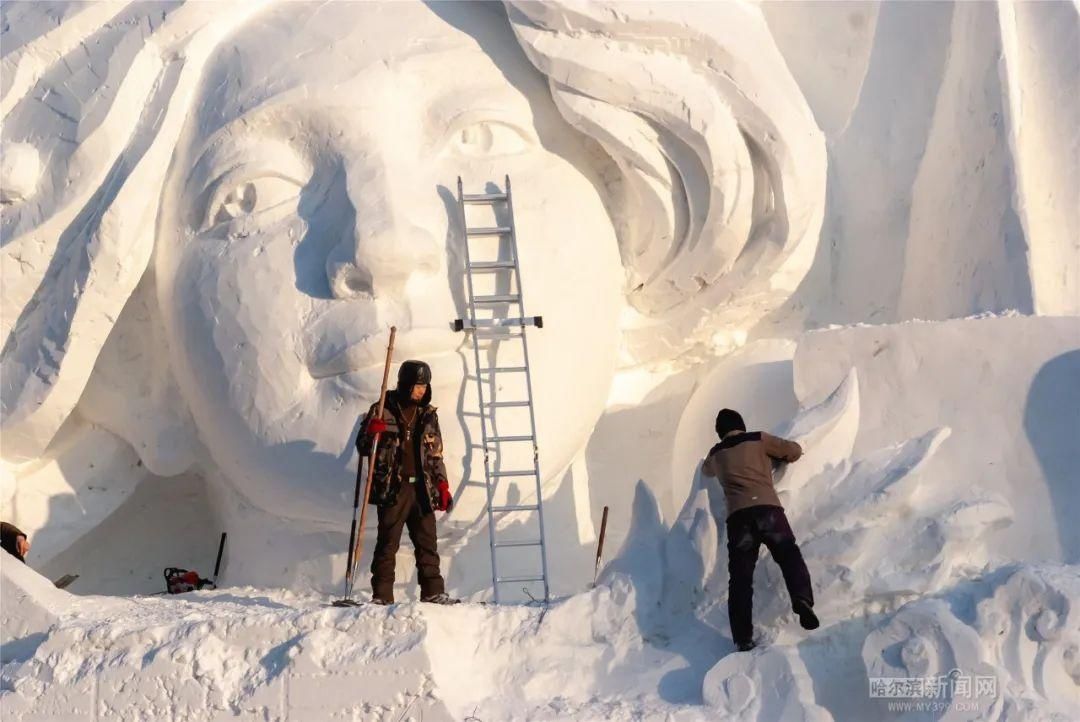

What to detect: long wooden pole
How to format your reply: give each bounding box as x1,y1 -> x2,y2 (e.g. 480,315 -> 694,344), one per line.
340,327 -> 397,602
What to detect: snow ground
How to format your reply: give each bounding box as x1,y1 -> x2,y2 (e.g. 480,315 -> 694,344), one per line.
3,559 -> 1077,721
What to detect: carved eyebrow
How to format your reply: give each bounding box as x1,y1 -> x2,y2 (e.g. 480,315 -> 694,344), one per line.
426,85 -> 535,135
186,91 -> 305,185
187,133 -> 310,198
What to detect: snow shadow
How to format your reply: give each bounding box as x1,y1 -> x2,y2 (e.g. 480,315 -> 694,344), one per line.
36,472 -> 219,596
1024,349 -> 1080,563
600,480 -> 730,704
0,631 -> 47,666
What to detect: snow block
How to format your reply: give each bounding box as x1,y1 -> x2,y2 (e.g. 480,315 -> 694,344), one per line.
703,645 -> 833,721
0,557 -> 73,664
793,316 -> 1080,563
0,591 -> 455,722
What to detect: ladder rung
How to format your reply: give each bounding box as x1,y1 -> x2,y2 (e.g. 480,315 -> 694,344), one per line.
490,470 -> 536,478
490,504 -> 539,513
465,317 -> 539,329
495,575 -> 546,584
455,320 -> 535,333
462,193 -> 507,204
492,540 -> 543,549
466,226 -> 512,236
474,294 -> 521,304
486,401 -> 530,408
468,261 -> 516,270
489,435 -> 534,443
479,367 -> 528,374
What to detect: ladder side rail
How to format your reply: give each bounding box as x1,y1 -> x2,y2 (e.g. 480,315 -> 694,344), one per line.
504,175 -> 551,602
457,177 -> 502,604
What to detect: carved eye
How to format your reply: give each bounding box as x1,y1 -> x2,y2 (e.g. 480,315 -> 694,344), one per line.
451,121 -> 530,158
205,175 -> 303,230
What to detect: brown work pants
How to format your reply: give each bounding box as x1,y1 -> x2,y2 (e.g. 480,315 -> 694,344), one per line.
370,480 -> 445,602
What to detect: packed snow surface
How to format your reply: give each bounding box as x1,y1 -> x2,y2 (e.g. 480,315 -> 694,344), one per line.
3,542 -> 1078,720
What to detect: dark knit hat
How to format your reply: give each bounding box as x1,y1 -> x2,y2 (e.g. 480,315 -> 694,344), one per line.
715,408 -> 746,438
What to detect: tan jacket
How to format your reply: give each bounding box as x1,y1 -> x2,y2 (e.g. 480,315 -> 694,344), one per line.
702,431 -> 803,517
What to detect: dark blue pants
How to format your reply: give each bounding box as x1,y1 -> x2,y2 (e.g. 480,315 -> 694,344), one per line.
726,504 -> 813,645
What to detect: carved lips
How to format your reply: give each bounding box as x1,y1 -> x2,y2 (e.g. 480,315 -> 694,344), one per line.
308,327 -> 463,379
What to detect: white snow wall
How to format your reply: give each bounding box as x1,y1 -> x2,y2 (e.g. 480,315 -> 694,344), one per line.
762,0 -> 1080,324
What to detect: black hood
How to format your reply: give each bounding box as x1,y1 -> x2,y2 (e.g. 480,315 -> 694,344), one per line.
394,359 -> 433,407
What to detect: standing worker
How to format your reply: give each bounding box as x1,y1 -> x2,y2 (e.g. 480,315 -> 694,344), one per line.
357,360 -> 459,605
702,408 -> 819,651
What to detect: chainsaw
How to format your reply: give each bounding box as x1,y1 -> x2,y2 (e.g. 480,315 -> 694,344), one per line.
164,532 -> 227,595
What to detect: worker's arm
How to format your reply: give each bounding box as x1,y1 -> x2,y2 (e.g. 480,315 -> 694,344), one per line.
355,403 -> 388,455
701,444 -> 722,478
762,432 -> 803,463
427,410 -> 453,511
426,410 -> 450,486
701,456 -> 715,478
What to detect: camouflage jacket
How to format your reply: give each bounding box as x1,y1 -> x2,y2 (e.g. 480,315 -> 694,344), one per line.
356,395 -> 449,511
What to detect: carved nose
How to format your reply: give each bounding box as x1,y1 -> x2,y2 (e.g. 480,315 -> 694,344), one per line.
327,211 -> 442,301
327,155 -> 443,300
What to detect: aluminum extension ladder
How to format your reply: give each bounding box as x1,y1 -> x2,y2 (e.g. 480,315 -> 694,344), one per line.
453,175 -> 550,604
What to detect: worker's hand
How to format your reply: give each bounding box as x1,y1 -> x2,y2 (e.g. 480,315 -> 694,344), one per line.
366,417 -> 388,436
436,481 -> 453,512
15,535 -> 29,558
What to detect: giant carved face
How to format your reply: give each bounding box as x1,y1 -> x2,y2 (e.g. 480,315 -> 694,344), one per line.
155,3 -> 623,520
2,0 -> 824,542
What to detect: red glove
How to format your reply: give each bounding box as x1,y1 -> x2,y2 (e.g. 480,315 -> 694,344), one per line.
437,481 -> 453,512
366,417 -> 388,436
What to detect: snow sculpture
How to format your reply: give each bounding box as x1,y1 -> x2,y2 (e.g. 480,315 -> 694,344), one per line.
607,370 -> 1014,631
0,1 -> 824,586
862,565 -> 1080,720
1,3 -> 1077,719
763,372 -> 1013,622
863,598 -> 1002,722
587,365 -> 1024,721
